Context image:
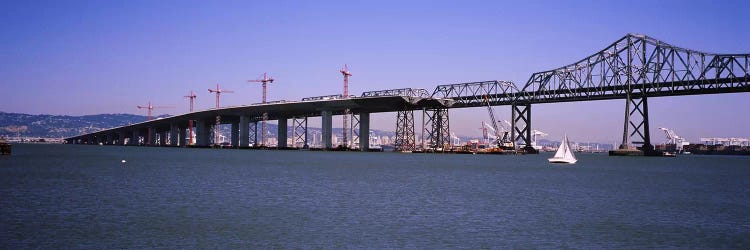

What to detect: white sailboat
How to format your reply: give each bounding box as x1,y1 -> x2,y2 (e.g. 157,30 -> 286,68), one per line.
548,134 -> 577,164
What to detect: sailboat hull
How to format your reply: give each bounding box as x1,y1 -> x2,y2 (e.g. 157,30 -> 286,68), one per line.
547,157 -> 577,164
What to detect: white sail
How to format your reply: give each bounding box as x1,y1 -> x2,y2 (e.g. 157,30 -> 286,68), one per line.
549,134 -> 577,164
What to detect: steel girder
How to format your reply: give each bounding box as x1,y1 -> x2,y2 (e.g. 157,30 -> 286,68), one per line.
423,108 -> 451,150
395,108 -> 416,152
292,117 -> 307,148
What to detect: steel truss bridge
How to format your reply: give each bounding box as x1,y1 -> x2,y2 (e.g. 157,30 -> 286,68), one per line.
68,34 -> 749,154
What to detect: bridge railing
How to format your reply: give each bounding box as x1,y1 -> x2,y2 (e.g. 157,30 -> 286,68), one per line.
361,88 -> 430,98
301,94 -> 355,101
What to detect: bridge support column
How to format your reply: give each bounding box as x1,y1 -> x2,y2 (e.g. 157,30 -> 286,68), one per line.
277,118 -> 288,148
249,121 -> 258,146
359,113 -> 370,151
118,132 -> 126,145
293,117 -> 308,148
196,120 -> 209,147
424,108 -> 450,150
395,108 -> 416,152
231,121 -> 240,148
512,103 -> 537,154
161,130 -> 169,146
178,126 -> 187,146
612,94 -> 654,155
321,111 -> 333,149
130,130 -> 140,145
239,115 -> 250,148
169,124 -> 179,146
147,128 -> 156,146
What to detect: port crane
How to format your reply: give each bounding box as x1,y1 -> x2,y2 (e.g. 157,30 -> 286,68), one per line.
531,130 -> 548,148
659,127 -> 690,152
450,132 -> 460,146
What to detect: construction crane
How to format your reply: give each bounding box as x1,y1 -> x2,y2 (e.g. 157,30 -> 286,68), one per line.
137,101 -> 172,121
248,73 -> 274,146
208,84 -> 234,146
340,64 -> 352,148
184,90 -> 197,145
481,95 -> 512,148
137,101 -> 173,145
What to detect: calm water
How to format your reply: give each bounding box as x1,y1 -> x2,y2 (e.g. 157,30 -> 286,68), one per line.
1,144 -> 749,248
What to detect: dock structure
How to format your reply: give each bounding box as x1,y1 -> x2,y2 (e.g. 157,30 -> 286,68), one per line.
66,34 -> 749,156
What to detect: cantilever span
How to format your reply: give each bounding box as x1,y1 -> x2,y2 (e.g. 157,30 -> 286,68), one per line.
428,34 -> 749,154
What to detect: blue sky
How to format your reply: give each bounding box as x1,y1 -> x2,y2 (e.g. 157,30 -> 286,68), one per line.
1,0 -> 748,143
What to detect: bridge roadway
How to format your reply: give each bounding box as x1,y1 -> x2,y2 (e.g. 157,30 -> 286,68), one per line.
65,95 -> 455,150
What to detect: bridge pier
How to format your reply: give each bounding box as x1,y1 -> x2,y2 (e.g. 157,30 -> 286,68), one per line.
147,128 -> 156,146
321,111 -> 333,149
159,130 -> 167,146
395,108 -> 416,152
512,103 -> 537,154
424,108 -> 450,150
169,124 -> 179,146
611,94 -> 655,156
293,117 -> 308,148
195,120 -> 209,147
249,121 -> 258,146
239,115 -> 250,147
359,112 -> 370,151
130,130 -> 140,146
178,126 -> 187,146
231,121 -> 240,147
278,118 -> 288,148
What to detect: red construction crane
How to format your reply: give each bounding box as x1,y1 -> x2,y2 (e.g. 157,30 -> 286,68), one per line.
248,73 -> 274,146
208,84 -> 234,146
340,64 -> 352,148
137,101 -> 173,145
184,90 -> 197,145
137,101 -> 172,121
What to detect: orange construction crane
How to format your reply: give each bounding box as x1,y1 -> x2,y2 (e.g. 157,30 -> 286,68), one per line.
137,101 -> 173,145
184,90 -> 197,145
340,64 -> 352,148
248,73 -> 274,146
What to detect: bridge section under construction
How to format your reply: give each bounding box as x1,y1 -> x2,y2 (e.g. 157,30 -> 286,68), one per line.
66,34 -> 749,156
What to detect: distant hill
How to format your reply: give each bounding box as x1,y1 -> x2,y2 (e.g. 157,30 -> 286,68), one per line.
0,112 -> 395,139
0,112 -> 164,138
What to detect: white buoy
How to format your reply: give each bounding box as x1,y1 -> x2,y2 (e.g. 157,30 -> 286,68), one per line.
121,160 -> 126,163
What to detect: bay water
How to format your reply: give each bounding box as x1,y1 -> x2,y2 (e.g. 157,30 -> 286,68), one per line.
1,144 -> 749,248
